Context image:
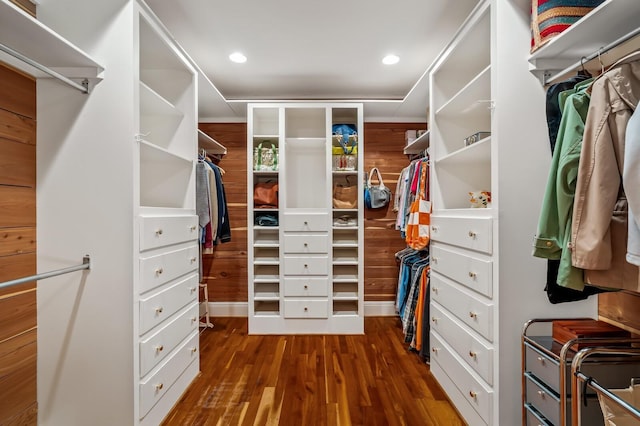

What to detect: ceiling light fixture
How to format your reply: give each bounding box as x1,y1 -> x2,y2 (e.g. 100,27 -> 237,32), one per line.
382,54 -> 400,65
229,52 -> 247,63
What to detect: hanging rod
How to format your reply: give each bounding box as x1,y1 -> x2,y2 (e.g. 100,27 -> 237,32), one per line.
0,255 -> 91,291
0,42 -> 89,93
544,26 -> 640,85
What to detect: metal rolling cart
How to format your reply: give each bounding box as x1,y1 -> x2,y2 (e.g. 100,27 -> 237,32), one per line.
522,318 -> 640,425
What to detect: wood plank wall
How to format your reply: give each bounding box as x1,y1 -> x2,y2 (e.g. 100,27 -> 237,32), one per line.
0,63 -> 38,425
198,122 -> 424,305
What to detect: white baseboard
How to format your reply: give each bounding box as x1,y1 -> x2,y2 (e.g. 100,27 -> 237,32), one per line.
363,301 -> 396,316
207,301 -> 396,317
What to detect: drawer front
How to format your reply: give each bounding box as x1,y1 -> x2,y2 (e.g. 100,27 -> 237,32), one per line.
525,373 -> 561,426
140,244 -> 199,294
139,215 -> 198,252
283,255 -> 329,276
284,277 -> 329,297
431,243 -> 493,298
139,274 -> 199,335
525,403 -> 553,426
139,303 -> 199,377
283,234 -> 329,254
283,212 -> 328,232
430,331 -> 493,424
283,299 -> 329,318
139,331 -> 199,417
430,272 -> 493,341
430,303 -> 493,385
430,216 -> 492,254
525,343 -> 561,394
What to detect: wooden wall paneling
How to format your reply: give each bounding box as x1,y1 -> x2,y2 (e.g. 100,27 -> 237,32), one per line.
0,186 -> 36,227
0,138 -> 36,186
599,291 -> 640,335
8,0 -> 36,17
0,64 -> 36,119
0,109 -> 36,146
363,123 -> 427,303
0,328 -> 37,424
0,227 -> 36,257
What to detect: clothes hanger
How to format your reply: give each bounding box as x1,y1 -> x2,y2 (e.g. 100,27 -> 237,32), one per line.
578,56 -> 592,77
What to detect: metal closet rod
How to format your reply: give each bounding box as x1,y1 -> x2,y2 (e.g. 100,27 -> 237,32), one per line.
545,25 -> 640,85
0,255 -> 91,291
0,42 -> 89,93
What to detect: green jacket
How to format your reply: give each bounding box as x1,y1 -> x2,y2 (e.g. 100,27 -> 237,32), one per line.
533,85 -> 590,290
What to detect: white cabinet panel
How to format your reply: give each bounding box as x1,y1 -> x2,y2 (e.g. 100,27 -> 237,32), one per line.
139,244 -> 199,293
282,212 -> 328,232
430,272 -> 493,341
283,234 -> 329,254
283,299 -> 329,318
139,273 -> 198,335
283,255 -> 329,276
431,303 -> 493,385
431,243 -> 493,298
139,303 -> 198,376
430,216 -> 492,254
284,277 -> 329,297
139,215 -> 198,252
139,331 -> 199,418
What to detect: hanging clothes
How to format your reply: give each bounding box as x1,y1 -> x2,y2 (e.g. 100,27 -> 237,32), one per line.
196,157 -> 231,256
624,107 -> 640,267
571,51 -> 640,291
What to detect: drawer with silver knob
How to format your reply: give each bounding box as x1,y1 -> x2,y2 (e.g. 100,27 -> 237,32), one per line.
139,215 -> 198,252
283,277 -> 329,297
139,273 -> 199,335
430,215 -> 492,254
282,212 -> 328,232
139,244 -> 198,293
431,243 -> 493,298
283,234 -> 329,254
283,299 -> 328,318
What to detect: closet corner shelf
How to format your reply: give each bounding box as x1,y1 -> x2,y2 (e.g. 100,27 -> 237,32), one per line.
0,0 -> 104,83
198,129 -> 226,155
404,130 -> 430,155
435,65 -> 491,119
139,140 -> 193,165
139,81 -> 183,117
527,0 -> 640,81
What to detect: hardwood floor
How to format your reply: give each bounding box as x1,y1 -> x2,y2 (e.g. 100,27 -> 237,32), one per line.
162,317 -> 465,426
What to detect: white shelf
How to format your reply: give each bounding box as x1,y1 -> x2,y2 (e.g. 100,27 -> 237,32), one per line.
253,171 -> 279,176
0,0 -> 103,82
140,81 -> 182,117
139,139 -> 192,164
435,66 -> 491,118
333,258 -> 359,265
198,129 -> 226,155
332,292 -> 359,301
437,136 -> 491,166
528,0 -> 640,79
404,130 -> 430,155
333,275 -> 359,283
254,258 -> 280,265
254,275 -> 280,283
254,293 -> 280,301
332,242 -> 358,248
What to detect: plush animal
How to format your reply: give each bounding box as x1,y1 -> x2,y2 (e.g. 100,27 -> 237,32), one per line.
469,191 -> 491,208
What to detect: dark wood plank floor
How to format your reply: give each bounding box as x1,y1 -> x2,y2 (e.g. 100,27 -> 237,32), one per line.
162,317 -> 465,426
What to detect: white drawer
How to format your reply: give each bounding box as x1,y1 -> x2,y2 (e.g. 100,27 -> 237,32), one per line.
139,244 -> 199,294
139,274 -> 199,335
284,277 -> 329,297
139,215 -> 198,252
430,216 -> 492,254
284,299 -> 329,318
139,303 -> 199,377
139,331 -> 199,417
430,331 -> 493,424
283,255 -> 329,276
430,272 -> 493,341
431,243 -> 493,298
283,212 -> 328,232
430,303 -> 493,385
283,234 -> 329,254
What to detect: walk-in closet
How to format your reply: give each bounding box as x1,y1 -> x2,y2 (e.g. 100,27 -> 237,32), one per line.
2,0 -> 640,425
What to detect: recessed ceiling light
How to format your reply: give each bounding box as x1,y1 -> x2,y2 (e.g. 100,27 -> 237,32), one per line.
229,52 -> 247,63
382,54 -> 400,65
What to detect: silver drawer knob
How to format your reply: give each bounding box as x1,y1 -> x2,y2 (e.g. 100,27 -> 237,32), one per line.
155,229 -> 163,236
469,390 -> 477,399
190,257 -> 197,263
304,307 -> 308,312
190,287 -> 197,293
432,287 -> 438,295
191,347 -> 197,354
431,316 -> 439,324
304,285 -> 308,290
155,345 -> 164,353
431,226 -> 438,232
191,317 -> 197,324
304,243 -> 308,247
468,231 -> 476,238
431,347 -> 440,354
468,272 -> 477,279
155,307 -> 163,314
537,390 -> 546,399
469,351 -> 477,359
155,383 -> 164,391
469,311 -> 477,319
537,356 -> 546,365
155,267 -> 164,275
190,225 -> 196,231
304,221 -> 308,225
432,257 -> 438,264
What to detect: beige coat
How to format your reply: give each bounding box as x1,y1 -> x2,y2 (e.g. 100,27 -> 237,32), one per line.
571,51 -> 640,291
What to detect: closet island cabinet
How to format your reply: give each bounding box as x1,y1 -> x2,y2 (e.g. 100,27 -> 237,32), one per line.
35,1 -> 200,425
427,1 -> 596,425
247,103 -> 364,334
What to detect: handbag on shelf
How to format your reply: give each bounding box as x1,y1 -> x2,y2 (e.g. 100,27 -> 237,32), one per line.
254,182 -> 279,208
253,142 -> 279,171
405,162 -> 430,250
366,167 -> 391,209
332,176 -> 358,209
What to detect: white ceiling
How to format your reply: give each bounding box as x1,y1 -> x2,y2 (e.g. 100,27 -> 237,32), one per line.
145,0 -> 481,122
